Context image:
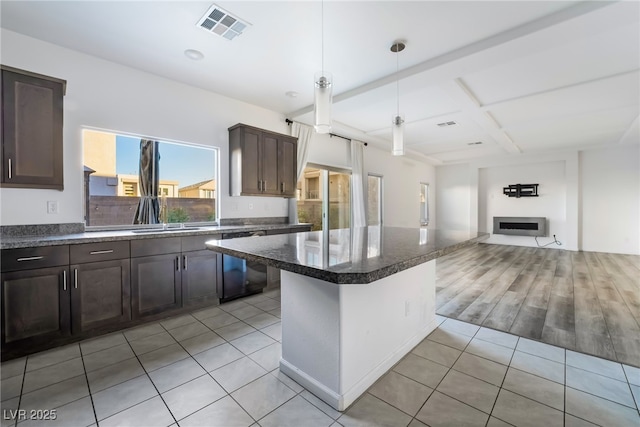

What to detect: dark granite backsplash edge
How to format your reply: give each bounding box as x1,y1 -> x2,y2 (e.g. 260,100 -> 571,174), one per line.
0,223 -> 85,237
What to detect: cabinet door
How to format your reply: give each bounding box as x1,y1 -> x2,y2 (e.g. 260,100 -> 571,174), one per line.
240,127 -> 262,195
261,133 -> 280,195
131,254 -> 181,319
1,69 -> 64,189
182,250 -> 219,307
70,259 -> 131,333
278,138 -> 297,197
1,266 -> 70,345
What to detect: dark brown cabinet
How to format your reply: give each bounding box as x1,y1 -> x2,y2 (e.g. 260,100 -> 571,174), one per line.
1,246 -> 71,349
69,241 -> 131,333
1,65 -> 66,190
229,123 -> 297,198
130,238 -> 182,319
181,235 -> 221,308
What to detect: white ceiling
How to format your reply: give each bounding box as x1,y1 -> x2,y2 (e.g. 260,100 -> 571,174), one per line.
1,1 -> 638,164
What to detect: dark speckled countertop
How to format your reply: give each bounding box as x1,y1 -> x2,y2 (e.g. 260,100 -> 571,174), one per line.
0,224 -> 312,249
206,227 -> 489,284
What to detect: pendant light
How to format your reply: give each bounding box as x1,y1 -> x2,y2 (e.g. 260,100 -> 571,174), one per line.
391,41 -> 405,156
314,0 -> 332,133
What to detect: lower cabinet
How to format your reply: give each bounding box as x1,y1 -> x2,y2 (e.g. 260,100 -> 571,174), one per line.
131,253 -> 182,319
70,259 -> 131,333
1,265 -> 71,346
68,241 -> 131,334
182,249 -> 220,307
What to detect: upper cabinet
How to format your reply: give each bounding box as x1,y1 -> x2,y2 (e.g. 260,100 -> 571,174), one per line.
229,123 -> 297,198
1,65 -> 66,190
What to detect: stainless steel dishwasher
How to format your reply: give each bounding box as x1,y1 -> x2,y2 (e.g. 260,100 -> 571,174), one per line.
220,230 -> 268,303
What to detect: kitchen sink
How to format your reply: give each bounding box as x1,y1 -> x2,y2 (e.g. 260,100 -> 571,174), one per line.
132,227 -> 201,233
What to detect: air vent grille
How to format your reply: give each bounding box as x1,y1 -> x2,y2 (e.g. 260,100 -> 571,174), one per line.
197,4 -> 251,41
467,141 -> 483,145
437,121 -> 457,127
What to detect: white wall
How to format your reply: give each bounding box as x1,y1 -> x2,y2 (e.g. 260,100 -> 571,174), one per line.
580,145 -> 640,254
436,145 -> 640,254
307,133 -> 437,228
435,163 -> 470,231
0,29 -> 436,228
479,161 -> 566,247
0,29 -> 292,225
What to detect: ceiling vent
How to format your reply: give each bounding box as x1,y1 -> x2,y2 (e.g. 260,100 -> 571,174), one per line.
467,141 -> 483,146
437,121 -> 457,127
197,4 -> 251,41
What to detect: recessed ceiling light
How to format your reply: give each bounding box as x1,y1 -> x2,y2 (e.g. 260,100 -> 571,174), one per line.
285,91 -> 299,98
184,49 -> 204,60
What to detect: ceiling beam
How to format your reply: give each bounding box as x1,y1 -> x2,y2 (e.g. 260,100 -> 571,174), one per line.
287,1 -> 616,119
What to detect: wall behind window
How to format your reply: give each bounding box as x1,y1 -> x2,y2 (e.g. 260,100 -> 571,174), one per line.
0,29 -> 290,225
307,133 -> 437,228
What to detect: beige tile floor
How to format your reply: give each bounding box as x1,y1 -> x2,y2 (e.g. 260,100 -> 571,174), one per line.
1,289 -> 639,427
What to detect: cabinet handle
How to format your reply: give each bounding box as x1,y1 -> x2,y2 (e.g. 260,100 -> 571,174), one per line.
183,255 -> 187,270
8,158 -> 12,180
90,249 -> 114,255
281,182 -> 285,193
74,269 -> 78,289
63,270 -> 67,291
17,256 -> 44,262
263,180 -> 267,192
176,256 -> 180,271
258,180 -> 262,192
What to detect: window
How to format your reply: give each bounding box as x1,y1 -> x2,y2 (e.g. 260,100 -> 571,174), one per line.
420,182 -> 429,226
367,174 -> 382,226
83,129 -> 218,227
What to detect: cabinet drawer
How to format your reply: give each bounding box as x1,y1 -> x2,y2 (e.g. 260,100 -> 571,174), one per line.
1,246 -> 69,272
70,241 -> 130,264
131,237 -> 181,258
182,234 -> 221,252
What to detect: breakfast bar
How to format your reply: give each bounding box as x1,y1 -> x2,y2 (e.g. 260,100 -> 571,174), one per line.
206,226 -> 488,410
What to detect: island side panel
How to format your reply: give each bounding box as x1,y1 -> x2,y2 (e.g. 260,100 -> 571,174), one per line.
338,260 -> 437,408
280,270 -> 341,404
279,260 -> 438,411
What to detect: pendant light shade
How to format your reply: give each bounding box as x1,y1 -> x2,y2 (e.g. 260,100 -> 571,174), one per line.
391,41 -> 405,156
314,71 -> 333,134
392,114 -> 405,156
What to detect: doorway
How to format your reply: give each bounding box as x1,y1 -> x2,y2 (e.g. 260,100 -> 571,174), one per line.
296,164 -> 351,231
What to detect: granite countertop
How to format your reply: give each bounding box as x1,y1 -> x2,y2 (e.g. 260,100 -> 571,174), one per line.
0,224 -> 312,249
205,226 -> 489,284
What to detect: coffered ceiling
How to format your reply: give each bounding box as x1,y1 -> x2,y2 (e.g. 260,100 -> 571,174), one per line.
1,1 -> 638,164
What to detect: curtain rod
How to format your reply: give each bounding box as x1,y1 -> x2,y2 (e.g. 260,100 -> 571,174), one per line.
285,118 -> 367,146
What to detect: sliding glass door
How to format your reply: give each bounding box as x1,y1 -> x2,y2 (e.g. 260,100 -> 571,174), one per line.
296,164 -> 351,231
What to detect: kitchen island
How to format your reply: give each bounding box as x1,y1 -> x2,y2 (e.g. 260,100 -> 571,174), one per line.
206,226 -> 488,410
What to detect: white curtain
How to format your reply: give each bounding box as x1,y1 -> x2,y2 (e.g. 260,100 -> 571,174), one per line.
351,139 -> 367,228
288,122 -> 313,224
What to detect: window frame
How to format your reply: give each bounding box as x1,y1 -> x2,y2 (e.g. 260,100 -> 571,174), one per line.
82,127 -> 220,231
367,173 -> 383,226
420,182 -> 430,227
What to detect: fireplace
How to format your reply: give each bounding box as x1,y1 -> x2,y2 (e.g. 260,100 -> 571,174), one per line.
493,216 -> 546,237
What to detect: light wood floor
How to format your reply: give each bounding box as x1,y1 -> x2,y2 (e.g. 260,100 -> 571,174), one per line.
435,243 -> 640,367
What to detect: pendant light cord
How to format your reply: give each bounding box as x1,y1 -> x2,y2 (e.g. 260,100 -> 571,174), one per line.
396,46 -> 400,115
321,0 -> 324,75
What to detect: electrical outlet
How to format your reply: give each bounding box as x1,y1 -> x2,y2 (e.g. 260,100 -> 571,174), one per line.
248,203 -> 254,210
47,201 -> 59,214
